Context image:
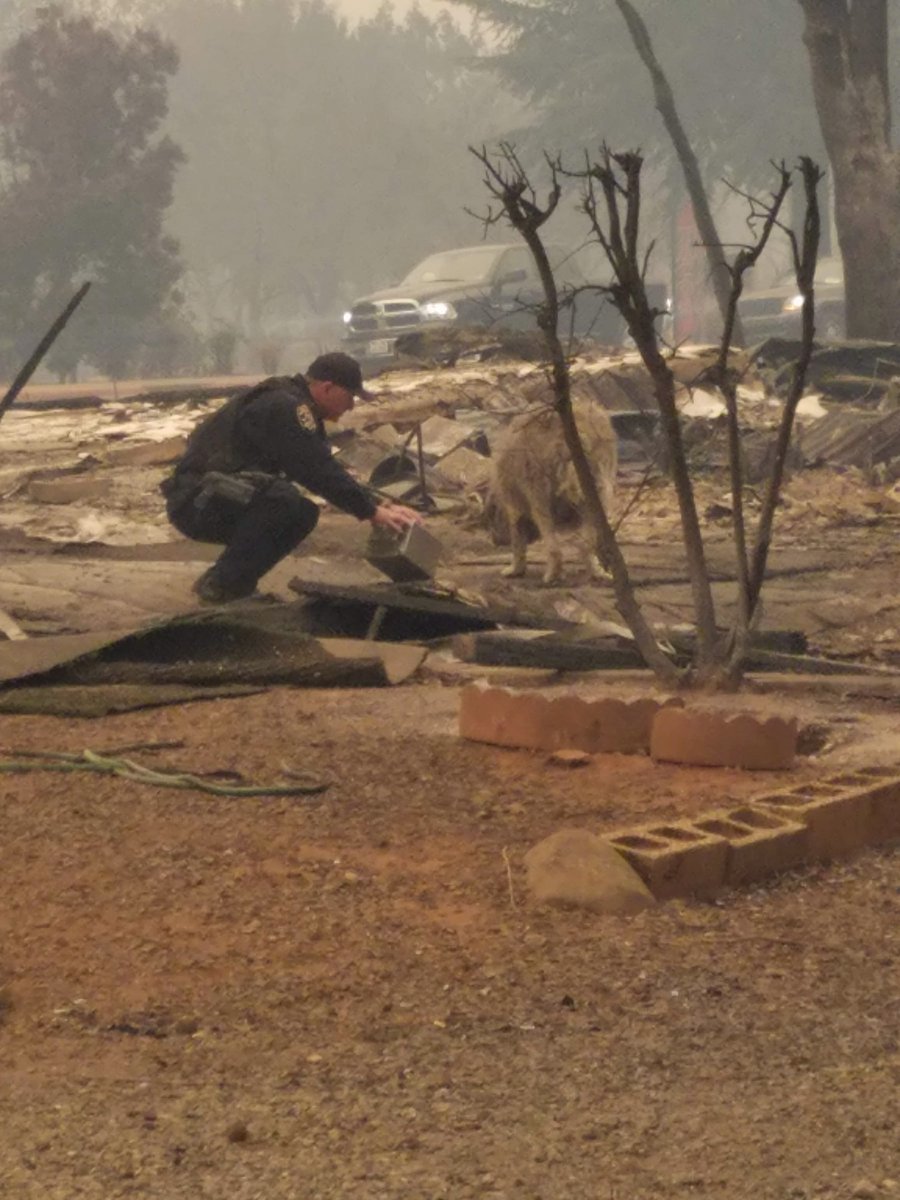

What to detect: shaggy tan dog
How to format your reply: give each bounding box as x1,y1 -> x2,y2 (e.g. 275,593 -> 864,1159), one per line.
489,397 -> 617,585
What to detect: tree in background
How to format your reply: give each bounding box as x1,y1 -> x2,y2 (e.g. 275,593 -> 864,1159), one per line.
473,143 -> 821,688
0,0 -> 31,45
449,0 -> 827,341
0,4 -> 186,379
453,0 -> 826,182
151,0 -> 523,351
799,0 -> 900,339
455,0 -> 900,339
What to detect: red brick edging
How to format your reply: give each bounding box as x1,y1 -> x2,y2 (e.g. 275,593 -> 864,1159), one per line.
459,683 -> 681,755
650,706 -> 798,771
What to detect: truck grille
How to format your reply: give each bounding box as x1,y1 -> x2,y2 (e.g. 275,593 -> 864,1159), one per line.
740,297 -> 783,318
349,299 -> 421,334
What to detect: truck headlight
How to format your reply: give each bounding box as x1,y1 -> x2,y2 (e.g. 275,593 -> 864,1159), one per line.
421,301 -> 455,321
782,294 -> 805,313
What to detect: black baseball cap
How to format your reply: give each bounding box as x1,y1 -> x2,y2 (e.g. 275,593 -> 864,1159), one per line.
307,352 -> 373,400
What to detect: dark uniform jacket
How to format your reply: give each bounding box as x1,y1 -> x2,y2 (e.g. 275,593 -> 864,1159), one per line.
161,375 -> 377,520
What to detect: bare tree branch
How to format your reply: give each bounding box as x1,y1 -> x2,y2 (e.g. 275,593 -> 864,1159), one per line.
743,157 -> 823,623
470,143 -> 822,691
612,0 -> 745,345
470,144 -> 681,685
580,149 -> 720,671
702,166 -> 794,675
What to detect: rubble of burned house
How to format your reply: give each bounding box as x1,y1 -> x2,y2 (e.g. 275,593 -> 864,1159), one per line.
1,335 -> 899,557
333,337 -> 900,530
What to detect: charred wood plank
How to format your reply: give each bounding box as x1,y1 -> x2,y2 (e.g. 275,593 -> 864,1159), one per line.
452,631 -> 645,671
0,283 -> 92,426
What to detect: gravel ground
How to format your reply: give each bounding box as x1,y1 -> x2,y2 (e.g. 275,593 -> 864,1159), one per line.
1,685 -> 898,1200
2,396 -> 900,1198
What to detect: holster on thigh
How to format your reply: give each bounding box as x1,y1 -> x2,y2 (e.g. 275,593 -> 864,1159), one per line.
195,470 -> 277,511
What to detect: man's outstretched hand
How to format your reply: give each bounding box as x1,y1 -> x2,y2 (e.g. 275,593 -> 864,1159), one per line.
370,503 -> 422,534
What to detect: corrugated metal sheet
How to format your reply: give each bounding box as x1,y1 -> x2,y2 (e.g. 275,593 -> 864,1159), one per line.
798,408 -> 900,467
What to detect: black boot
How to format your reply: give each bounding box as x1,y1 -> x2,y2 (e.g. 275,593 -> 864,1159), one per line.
191,567 -> 258,604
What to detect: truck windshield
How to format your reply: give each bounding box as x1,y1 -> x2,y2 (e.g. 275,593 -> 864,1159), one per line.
402,248 -> 504,286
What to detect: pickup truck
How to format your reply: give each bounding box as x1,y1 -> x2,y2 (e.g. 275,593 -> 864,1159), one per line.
342,242 -> 665,365
738,255 -> 846,343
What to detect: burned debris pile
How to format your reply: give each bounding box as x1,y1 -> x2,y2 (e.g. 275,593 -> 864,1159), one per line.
3,338 -> 898,552
1,336 -> 900,702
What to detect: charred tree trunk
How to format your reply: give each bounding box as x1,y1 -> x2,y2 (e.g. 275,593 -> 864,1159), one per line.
582,151 -> 720,675
724,160 -> 821,684
614,0 -> 743,346
799,0 -> 900,339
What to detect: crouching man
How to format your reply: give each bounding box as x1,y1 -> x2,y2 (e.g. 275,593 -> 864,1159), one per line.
161,352 -> 421,603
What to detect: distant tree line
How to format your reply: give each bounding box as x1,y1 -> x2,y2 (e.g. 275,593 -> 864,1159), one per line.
0,0 -> 897,381
0,0 -> 522,381
455,0 -> 900,339
155,0 -> 521,359
0,4 -> 184,379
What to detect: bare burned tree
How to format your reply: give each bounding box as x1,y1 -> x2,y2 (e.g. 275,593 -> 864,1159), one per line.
471,143 -> 821,690
612,0 -> 743,345
741,159 -> 822,653
581,149 -> 720,676
708,159 -> 823,679
471,142 -> 681,686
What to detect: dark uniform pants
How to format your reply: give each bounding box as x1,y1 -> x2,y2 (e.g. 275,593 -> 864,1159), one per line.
168,475 -> 319,593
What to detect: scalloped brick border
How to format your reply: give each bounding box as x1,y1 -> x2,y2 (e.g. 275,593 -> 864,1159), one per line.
459,684 -> 682,755
650,706 -> 798,770
457,686 -> 898,896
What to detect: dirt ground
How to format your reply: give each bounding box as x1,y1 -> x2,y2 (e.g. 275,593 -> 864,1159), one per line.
1,387 -> 900,1198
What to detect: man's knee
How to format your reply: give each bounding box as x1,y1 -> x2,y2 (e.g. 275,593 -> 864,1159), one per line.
283,487 -> 320,534
292,493 -> 320,539
167,498 -> 226,544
